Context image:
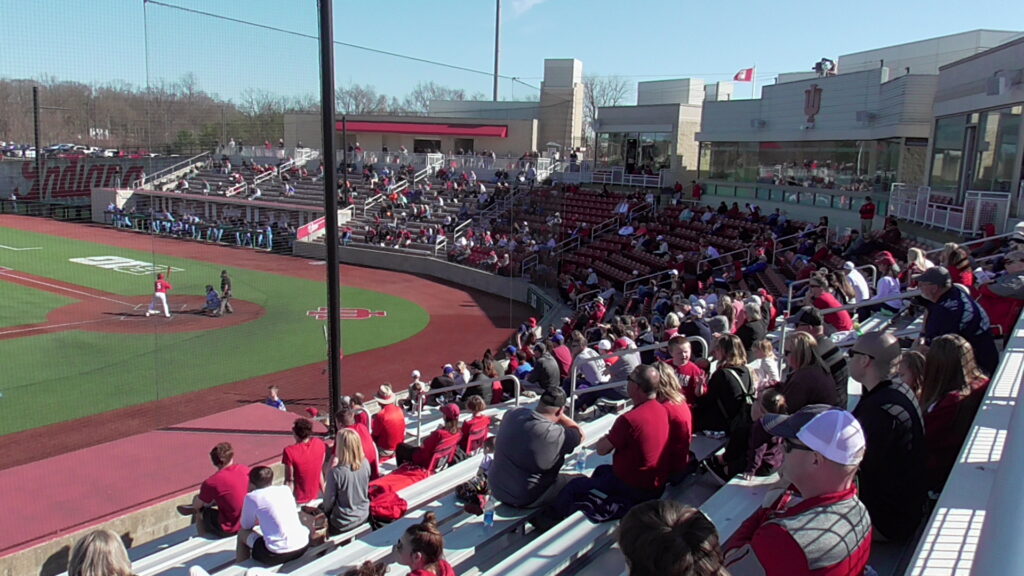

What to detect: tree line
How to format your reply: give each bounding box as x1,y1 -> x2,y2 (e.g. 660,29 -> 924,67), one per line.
0,73 -> 627,155
0,74 -> 491,155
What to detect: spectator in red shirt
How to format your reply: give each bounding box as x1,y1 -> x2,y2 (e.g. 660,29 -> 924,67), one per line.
859,196 -> 876,234
806,275 -> 853,333
663,335 -> 707,407
549,332 -> 573,379
920,334 -> 990,492
282,418 -> 327,504
351,392 -> 371,430
335,407 -> 380,480
178,442 -> 250,538
459,395 -> 491,454
654,363 -> 694,483
724,405 -> 872,576
691,180 -> 703,201
554,364 -> 671,518
977,249 -> 1024,335
398,403 -> 462,470
370,385 -> 406,458
941,242 -> 976,294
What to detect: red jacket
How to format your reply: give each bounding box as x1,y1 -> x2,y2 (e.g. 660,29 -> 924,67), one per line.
725,485 -> 872,576
371,404 -> 406,454
859,202 -> 876,220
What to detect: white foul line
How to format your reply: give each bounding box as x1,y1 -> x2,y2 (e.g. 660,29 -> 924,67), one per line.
0,245 -> 43,251
0,319 -> 107,336
0,270 -> 133,306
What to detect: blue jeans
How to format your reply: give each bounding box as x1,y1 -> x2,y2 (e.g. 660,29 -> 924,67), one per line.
553,464 -> 661,521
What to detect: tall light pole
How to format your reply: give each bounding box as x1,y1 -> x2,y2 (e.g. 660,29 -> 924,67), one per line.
319,0 -> 343,433
493,0 -> 501,101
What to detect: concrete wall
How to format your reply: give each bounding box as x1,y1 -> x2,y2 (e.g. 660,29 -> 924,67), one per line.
429,100 -> 540,120
933,36 -> 1024,117
284,114 -> 538,157
292,242 -> 531,303
0,156 -> 183,200
839,29 -> 1022,76
637,79 -> 704,106
698,68 -> 937,142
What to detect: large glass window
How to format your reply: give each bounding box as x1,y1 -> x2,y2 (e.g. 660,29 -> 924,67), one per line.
971,106 -> 1021,192
596,131 -> 673,173
702,140 -> 900,191
930,115 -> 967,194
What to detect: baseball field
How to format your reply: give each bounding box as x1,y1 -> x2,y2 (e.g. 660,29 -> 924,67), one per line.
0,216 -> 529,465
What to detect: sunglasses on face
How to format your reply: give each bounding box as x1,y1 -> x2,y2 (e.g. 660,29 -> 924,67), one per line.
783,440 -> 815,454
847,349 -> 875,360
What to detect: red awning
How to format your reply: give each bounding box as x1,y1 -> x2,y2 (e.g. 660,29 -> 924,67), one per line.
337,121 -> 508,138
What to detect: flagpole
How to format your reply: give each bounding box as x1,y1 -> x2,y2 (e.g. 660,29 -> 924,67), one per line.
751,65 -> 756,99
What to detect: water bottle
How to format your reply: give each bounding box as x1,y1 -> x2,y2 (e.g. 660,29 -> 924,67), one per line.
483,497 -> 495,528
574,449 -> 588,474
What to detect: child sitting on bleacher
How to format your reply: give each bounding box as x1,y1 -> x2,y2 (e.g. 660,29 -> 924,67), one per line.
741,389 -> 787,480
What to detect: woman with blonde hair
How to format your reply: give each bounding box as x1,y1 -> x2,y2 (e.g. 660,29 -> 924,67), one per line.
655,362 -> 694,482
68,529 -> 135,576
941,242 -> 975,291
779,331 -> 838,411
921,334 -> 990,491
906,247 -> 934,279
324,429 -> 371,534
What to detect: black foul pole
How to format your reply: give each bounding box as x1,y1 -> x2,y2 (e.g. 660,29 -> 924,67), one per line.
319,0 -> 342,435
33,86 -> 43,199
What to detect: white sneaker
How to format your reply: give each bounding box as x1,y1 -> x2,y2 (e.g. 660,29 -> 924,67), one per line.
145,311 -> 152,317
164,314 -> 171,318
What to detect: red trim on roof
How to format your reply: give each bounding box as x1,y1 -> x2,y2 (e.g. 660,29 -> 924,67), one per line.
337,121 -> 508,138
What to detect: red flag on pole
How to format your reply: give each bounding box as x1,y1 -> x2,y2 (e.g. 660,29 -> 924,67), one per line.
734,68 -> 755,82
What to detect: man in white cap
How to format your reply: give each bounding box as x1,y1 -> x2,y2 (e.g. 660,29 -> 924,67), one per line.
724,405 -> 872,575
842,261 -> 871,304
585,268 -> 599,288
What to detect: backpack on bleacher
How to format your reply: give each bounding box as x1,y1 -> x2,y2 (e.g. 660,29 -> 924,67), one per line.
716,366 -> 755,436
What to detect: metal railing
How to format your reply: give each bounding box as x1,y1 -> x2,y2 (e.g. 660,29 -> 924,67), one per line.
453,219 -> 472,242
623,268 -> 674,297
362,193 -> 384,217
776,287 -> 920,359
131,151 -> 210,189
434,236 -> 447,257
925,231 -> 1015,257
697,247 -> 750,275
770,226 -> 829,265
784,264 -> 878,318
414,375 -> 521,443
568,337 -> 709,419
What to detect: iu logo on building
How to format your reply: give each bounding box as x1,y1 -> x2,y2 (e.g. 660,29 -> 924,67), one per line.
804,84 -> 823,124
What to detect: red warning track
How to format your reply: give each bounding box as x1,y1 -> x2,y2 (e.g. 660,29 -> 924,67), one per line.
0,215 -> 533,469
0,268 -> 263,340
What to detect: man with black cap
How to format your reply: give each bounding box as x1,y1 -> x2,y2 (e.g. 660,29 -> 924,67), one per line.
489,387 -> 584,508
916,266 -> 999,375
849,332 -> 927,541
526,341 -> 561,392
724,405 -> 872,575
789,306 -> 849,408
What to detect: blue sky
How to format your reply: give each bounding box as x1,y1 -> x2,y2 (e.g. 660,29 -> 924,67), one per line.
2,0 -> 1022,104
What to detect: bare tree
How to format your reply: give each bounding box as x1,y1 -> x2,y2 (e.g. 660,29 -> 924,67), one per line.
582,75 -> 631,147
402,81 -> 470,115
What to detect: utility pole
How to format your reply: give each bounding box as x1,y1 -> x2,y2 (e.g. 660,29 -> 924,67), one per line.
493,0 -> 501,101
319,0 -> 343,433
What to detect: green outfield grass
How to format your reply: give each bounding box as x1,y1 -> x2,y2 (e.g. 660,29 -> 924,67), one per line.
0,282 -> 76,328
0,227 -> 430,436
